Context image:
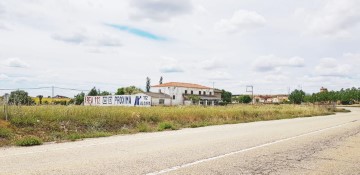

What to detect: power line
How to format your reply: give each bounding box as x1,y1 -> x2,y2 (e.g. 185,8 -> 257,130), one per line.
0,87 -> 53,90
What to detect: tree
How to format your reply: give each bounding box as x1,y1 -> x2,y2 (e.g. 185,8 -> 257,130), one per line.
88,87 -> 99,96
115,88 -> 125,95
159,76 -> 163,84
187,95 -> 200,104
304,94 -> 315,103
74,92 -> 85,105
146,77 -> 151,92
99,91 -> 112,96
37,95 -> 43,105
221,89 -> 232,104
8,90 -> 34,105
289,89 -> 305,104
117,86 -> 143,95
239,95 -> 252,104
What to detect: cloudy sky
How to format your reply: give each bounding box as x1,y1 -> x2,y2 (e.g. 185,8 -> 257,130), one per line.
1,0 -> 360,97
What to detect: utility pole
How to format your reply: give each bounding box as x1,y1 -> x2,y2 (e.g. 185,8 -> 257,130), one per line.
246,85 -> 254,105
288,87 -> 291,95
4,93 -> 9,121
52,86 -> 54,98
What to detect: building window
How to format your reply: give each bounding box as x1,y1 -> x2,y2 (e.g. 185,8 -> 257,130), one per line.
173,95 -> 176,100
199,91 -> 201,95
185,90 -> 188,94
210,92 -> 212,95
159,89 -> 161,93
203,91 -> 206,95
191,90 -> 193,94
159,99 -> 165,105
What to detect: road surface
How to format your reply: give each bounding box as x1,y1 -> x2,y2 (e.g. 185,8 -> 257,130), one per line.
1,108 -> 359,175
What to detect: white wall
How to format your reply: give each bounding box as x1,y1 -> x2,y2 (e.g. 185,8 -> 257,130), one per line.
151,98 -> 171,106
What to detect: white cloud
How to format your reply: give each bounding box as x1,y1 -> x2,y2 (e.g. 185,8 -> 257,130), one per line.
159,57 -> 184,73
52,32 -> 122,47
130,0 -> 193,21
343,53 -> 360,64
252,55 -> 305,72
0,73 -> 9,80
216,9 -> 266,33
52,33 -> 88,44
315,58 -> 352,77
0,1 -> 359,96
0,3 -> 4,15
264,74 -> 289,82
0,22 -> 9,30
297,0 -> 360,37
200,58 -> 226,70
4,58 -> 30,68
208,71 -> 232,80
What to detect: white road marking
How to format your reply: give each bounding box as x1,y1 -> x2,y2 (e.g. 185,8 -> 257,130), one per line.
147,120 -> 358,175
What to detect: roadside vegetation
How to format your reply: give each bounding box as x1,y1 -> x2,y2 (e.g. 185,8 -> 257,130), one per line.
290,87 -> 360,105
0,105 -> 334,147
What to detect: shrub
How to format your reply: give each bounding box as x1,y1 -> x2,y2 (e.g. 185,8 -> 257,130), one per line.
0,127 -> 13,139
137,123 -> 151,132
158,122 -> 177,131
10,116 -> 37,127
16,136 -> 43,146
67,133 -> 82,141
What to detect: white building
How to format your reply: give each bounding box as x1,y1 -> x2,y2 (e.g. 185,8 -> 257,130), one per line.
150,82 -> 221,106
143,92 -> 172,106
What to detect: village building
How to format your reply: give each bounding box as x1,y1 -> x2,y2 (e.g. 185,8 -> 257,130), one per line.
143,92 -> 172,106
150,82 -> 222,106
320,87 -> 328,93
253,94 -> 289,104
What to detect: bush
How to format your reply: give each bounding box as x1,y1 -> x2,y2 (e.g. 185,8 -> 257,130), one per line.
66,133 -> 82,141
16,136 -> 43,146
0,127 -> 13,139
137,123 -> 151,132
158,122 -> 177,131
10,116 -> 37,127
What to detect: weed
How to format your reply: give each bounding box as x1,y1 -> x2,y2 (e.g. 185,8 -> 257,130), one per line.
158,122 -> 177,131
67,133 -> 82,141
16,136 -> 43,146
137,123 -> 151,132
0,127 -> 13,139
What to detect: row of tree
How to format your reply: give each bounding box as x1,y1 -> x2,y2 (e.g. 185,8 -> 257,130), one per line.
4,75 -> 163,106
289,87 -> 360,105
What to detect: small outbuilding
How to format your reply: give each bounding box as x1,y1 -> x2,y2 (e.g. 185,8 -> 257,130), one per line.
144,92 -> 172,106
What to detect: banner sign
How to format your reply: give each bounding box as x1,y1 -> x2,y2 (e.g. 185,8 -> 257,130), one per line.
84,93 -> 151,107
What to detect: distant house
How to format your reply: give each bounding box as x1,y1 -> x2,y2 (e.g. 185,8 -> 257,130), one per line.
254,95 -> 289,104
320,87 -> 328,93
151,82 -> 221,106
53,95 -> 69,99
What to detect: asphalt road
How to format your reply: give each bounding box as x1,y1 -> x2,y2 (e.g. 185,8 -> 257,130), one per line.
1,108 -> 359,175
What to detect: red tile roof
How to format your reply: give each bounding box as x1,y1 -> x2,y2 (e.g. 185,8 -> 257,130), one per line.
152,82 -> 211,89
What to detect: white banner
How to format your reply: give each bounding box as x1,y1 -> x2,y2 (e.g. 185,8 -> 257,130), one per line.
84,93 -> 151,107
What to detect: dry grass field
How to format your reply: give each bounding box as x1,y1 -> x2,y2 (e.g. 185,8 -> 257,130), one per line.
0,105 -> 334,146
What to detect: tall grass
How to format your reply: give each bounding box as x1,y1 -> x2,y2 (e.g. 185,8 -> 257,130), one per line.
0,105 -> 332,146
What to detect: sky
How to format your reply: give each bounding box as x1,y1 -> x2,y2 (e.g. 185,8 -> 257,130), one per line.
0,0 -> 360,97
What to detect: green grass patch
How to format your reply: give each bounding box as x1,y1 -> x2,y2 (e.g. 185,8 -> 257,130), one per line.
16,136 -> 43,146
67,133 -> 82,141
158,122 -> 177,131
